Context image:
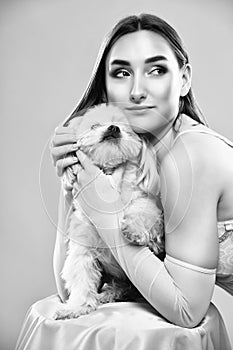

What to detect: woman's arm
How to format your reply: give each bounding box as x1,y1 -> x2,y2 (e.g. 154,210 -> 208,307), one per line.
95,225 -> 216,327
53,188 -> 72,302
91,135 -> 221,327
50,124 -> 79,301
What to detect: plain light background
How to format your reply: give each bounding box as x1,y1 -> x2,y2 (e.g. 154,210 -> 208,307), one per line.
1,0 -> 233,349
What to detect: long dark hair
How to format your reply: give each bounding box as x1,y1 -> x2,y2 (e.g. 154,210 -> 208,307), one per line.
64,13 -> 205,126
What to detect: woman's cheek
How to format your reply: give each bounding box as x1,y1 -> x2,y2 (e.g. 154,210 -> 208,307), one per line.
149,79 -> 180,119
106,80 -> 130,104
150,76 -> 172,99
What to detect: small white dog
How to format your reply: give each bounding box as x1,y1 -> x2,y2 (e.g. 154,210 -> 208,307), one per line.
55,105 -> 164,320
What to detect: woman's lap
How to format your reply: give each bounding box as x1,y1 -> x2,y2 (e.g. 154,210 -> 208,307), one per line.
15,294 -> 232,350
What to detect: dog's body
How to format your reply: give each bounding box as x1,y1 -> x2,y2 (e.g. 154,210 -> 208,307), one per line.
55,105 -> 164,320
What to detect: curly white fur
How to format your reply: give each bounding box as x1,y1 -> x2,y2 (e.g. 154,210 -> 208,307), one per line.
55,105 -> 164,320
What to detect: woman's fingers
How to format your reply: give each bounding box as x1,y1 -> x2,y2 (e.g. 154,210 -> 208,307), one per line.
50,125 -> 80,176
52,133 -> 77,147
50,126 -> 77,165
54,126 -> 76,135
76,150 -> 98,174
56,155 -> 78,177
51,143 -> 79,166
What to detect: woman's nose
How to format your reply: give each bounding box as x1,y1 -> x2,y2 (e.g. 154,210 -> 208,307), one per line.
130,77 -> 147,103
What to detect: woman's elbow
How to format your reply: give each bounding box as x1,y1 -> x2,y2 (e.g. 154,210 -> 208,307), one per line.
174,302 -> 211,328
175,314 -> 203,329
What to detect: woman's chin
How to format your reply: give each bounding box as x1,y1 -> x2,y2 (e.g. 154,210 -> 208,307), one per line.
131,125 -> 149,134
129,121 -> 159,136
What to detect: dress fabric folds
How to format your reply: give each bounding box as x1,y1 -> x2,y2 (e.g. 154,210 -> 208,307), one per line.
15,294 -> 232,350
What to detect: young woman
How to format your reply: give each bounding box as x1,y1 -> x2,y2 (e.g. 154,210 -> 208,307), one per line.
16,14 -> 232,350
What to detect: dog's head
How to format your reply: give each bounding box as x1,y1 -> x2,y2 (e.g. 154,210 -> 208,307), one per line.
63,104 -> 160,196
76,121 -> 142,173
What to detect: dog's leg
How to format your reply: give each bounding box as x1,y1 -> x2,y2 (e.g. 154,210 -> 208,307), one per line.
54,242 -> 102,319
121,197 -> 164,255
98,279 -> 141,304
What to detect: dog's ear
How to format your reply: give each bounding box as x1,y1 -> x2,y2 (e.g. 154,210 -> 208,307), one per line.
62,165 -> 77,193
62,163 -> 82,195
137,140 -> 160,196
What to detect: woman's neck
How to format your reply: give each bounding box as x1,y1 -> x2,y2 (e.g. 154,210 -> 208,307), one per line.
155,124 -> 177,164
153,114 -> 201,164
147,116 -> 182,163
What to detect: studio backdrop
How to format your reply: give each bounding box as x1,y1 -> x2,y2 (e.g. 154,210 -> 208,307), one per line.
1,1 -> 233,349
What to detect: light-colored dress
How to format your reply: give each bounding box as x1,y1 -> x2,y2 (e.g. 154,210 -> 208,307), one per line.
15,121 -> 233,350
15,294 -> 231,350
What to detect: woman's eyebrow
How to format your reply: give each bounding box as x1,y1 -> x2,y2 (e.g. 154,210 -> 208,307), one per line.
109,55 -> 168,66
109,59 -> 130,66
145,55 -> 168,64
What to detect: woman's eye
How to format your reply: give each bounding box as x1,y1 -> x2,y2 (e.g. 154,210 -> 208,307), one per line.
110,69 -> 131,78
148,66 -> 167,76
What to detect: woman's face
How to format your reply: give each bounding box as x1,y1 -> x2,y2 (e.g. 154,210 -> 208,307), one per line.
105,30 -> 190,136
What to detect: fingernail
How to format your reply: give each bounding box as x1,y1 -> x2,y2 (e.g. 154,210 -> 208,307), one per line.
72,143 -> 78,149
76,150 -> 85,159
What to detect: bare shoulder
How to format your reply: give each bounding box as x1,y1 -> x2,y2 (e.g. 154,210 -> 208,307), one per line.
161,129 -> 224,190
172,128 -> 224,162
169,127 -> 233,190
159,124 -> 233,267
159,129 -> 223,267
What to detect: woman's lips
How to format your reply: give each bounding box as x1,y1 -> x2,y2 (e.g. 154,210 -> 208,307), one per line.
125,105 -> 155,110
125,106 -> 156,114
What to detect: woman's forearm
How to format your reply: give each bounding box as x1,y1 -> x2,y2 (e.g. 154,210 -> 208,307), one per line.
53,233 -> 69,302
53,188 -> 72,302
96,218 -> 216,328
54,185 -> 216,326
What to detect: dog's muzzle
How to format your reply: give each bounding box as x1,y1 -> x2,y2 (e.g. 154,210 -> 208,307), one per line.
101,125 -> 121,142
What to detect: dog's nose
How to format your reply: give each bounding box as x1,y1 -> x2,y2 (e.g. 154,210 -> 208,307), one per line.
101,125 -> 121,142
107,125 -> 120,136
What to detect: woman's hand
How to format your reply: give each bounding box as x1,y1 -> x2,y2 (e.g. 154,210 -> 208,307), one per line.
74,150 -> 124,228
50,126 -> 79,177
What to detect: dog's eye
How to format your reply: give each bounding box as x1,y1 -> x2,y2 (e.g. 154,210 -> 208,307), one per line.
91,123 -> 101,130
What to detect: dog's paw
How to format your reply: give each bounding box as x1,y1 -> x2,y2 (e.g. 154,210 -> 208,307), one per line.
122,227 -> 148,245
54,309 -> 79,320
98,290 -> 117,304
121,217 -> 149,245
54,304 -> 98,320
98,283 -> 124,304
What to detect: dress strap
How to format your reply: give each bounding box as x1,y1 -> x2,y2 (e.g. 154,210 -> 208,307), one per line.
165,254 -> 216,274
172,127 -> 233,149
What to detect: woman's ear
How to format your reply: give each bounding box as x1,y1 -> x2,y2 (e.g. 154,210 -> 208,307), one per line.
180,64 -> 192,97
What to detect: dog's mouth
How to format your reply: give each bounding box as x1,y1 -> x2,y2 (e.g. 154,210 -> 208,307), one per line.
101,125 -> 121,142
